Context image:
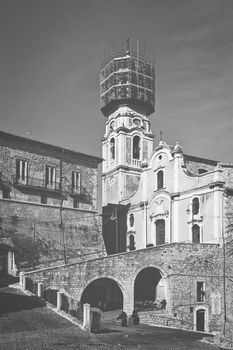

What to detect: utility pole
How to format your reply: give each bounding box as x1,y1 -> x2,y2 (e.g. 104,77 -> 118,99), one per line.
115,206 -> 118,254
33,219 -> 36,270
60,151 -> 67,264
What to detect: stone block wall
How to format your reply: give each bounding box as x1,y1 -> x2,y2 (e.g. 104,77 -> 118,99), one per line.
0,199 -> 106,270
23,242 -> 233,336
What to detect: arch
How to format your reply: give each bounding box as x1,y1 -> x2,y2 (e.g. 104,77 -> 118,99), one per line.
80,277 -> 123,311
134,266 -> 167,311
110,138 -> 115,160
157,170 -> 164,190
193,305 -> 209,332
133,135 -> 140,160
192,224 -> 200,243
129,213 -> 134,227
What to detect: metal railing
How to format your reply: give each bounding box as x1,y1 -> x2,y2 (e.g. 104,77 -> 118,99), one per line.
12,175 -> 60,191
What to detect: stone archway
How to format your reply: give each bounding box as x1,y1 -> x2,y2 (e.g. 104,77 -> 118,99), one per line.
134,266 -> 167,311
80,277 -> 123,312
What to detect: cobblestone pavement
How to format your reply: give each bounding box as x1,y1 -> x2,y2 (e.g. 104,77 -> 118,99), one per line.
0,287 -> 227,350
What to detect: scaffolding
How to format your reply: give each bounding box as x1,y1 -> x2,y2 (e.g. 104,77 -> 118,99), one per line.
100,47 -> 155,117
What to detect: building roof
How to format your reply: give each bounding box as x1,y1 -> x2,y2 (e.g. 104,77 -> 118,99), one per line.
0,130 -> 103,168
183,154 -> 218,166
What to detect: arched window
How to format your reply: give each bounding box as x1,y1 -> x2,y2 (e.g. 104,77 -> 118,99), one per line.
157,170 -> 164,190
110,138 -> 115,160
133,136 -> 140,160
129,234 -> 135,251
192,224 -> 200,243
192,197 -> 199,215
129,213 -> 134,227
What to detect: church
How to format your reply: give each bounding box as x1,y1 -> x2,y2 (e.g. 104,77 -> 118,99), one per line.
100,42 -> 233,256
99,42 -> 233,337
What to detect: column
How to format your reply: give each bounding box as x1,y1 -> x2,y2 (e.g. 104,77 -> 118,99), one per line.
57,291 -> 62,311
83,303 -> 91,331
37,283 -> 43,298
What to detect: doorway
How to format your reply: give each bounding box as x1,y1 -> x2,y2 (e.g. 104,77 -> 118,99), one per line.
196,309 -> 205,331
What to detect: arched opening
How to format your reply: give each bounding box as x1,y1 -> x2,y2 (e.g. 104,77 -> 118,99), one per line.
81,278 -> 123,312
157,170 -> 164,189
129,213 -> 134,227
110,138 -> 115,160
156,219 -> 165,245
133,136 -> 140,160
192,197 -> 199,215
129,234 -> 135,251
196,309 -> 205,332
134,267 -> 166,311
192,224 -> 200,243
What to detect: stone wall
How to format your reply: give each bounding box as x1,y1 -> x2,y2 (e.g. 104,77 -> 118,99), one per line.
23,242 -> 233,335
0,199 -> 105,270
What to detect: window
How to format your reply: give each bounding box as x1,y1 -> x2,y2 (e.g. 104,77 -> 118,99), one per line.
110,138 -> 115,160
72,172 -> 81,193
133,136 -> 140,160
2,189 -> 10,199
16,159 -> 28,183
192,197 -> 199,215
197,282 -> 205,302
192,224 -> 200,243
129,213 -> 134,227
46,166 -> 55,187
157,170 -> 164,190
129,234 -> 135,251
156,219 -> 165,245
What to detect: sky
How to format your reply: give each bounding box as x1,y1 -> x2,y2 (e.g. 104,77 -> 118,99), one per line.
0,0 -> 233,163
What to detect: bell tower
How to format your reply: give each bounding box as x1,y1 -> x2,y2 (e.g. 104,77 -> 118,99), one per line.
101,40 -> 155,206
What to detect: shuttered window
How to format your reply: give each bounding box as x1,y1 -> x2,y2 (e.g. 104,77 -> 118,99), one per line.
16,159 -> 28,182
46,166 -> 55,186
